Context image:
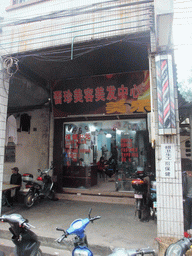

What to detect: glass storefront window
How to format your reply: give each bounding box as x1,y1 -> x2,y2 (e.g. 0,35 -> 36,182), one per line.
63,118 -> 148,176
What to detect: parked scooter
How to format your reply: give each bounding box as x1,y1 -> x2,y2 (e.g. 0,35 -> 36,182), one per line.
131,167 -> 149,220
56,208 -> 155,256
0,213 -> 42,256
24,162 -> 55,208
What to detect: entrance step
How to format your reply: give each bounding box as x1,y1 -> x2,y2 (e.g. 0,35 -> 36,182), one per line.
58,187 -> 135,205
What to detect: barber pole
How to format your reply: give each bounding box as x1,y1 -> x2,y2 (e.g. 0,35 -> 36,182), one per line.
155,54 -> 176,135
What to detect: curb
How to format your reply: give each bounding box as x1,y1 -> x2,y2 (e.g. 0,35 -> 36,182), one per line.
0,230 -> 112,256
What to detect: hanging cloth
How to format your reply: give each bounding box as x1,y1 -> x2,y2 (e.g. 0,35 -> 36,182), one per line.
6,115 -> 17,145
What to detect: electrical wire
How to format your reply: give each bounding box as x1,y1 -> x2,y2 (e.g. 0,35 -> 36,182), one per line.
33,35 -> 149,62
0,2 -> 152,79
1,0 -> 153,27
1,19 -> 151,49
1,5 -> 150,39
1,24 -> 151,56
4,28 -> 150,63
0,1 -> 153,57
0,5 -> 151,45
0,30 -> 149,65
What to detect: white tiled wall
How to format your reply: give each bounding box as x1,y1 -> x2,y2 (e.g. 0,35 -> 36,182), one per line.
1,0 -> 153,54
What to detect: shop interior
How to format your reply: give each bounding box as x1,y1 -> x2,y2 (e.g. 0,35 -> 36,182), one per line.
62,118 -> 152,191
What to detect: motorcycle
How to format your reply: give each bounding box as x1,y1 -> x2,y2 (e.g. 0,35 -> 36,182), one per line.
0,213 -> 42,256
131,167 -> 149,220
56,208 -> 155,256
24,162 -> 56,208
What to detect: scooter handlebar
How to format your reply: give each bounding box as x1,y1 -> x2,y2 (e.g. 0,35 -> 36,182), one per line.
56,227 -> 68,243
56,227 -> 65,232
56,234 -> 67,243
22,222 -> 35,229
89,216 -> 101,223
0,216 -> 33,230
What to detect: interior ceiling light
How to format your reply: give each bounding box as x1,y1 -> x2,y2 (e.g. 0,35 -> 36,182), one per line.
89,125 -> 96,132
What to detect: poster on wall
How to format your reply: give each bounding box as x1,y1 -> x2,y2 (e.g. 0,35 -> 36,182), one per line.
52,70 -> 150,117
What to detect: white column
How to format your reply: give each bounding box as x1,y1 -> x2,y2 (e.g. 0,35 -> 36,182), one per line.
190,111 -> 192,165
0,59 -> 10,215
149,53 -> 183,238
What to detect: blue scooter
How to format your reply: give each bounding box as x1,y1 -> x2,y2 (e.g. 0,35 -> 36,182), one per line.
56,208 -> 155,256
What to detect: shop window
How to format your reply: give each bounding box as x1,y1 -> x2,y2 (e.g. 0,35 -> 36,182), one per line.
63,119 -> 148,177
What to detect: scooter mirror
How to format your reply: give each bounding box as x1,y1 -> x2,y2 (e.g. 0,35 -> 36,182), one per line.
88,208 -> 92,219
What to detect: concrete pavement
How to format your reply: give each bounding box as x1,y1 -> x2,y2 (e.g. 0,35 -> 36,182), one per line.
0,198 -> 158,255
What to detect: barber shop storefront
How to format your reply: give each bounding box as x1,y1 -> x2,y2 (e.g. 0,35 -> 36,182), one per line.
52,70 -> 154,190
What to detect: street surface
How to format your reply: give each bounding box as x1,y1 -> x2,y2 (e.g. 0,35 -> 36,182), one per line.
0,199 -> 158,255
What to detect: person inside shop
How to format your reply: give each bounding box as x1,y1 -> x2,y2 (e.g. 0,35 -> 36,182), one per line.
183,169 -> 192,238
97,156 -> 108,180
6,167 -> 22,205
105,148 -> 118,178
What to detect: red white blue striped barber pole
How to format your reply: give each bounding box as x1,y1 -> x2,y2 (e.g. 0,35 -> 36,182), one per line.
155,54 -> 176,135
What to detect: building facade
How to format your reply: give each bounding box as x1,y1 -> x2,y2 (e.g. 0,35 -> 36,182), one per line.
0,0 -> 184,238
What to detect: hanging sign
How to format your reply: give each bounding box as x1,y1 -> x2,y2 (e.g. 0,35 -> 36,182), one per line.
161,144 -> 176,178
51,71 -> 150,117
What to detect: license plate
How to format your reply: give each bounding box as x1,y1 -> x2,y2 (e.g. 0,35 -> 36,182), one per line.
134,194 -> 143,199
153,201 -> 157,208
20,188 -> 30,194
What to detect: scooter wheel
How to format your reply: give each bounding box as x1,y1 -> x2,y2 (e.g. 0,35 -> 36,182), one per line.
136,200 -> 142,219
138,209 -> 142,219
36,249 -> 43,256
47,190 -> 55,200
24,192 -> 35,208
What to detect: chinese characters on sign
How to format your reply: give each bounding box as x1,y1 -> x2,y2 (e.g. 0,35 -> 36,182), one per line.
161,144 -> 176,178
121,138 -> 138,162
52,71 -> 150,117
65,133 -> 91,165
53,84 -> 144,105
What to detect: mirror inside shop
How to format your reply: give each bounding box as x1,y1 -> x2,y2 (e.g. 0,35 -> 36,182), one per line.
63,119 -> 149,177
